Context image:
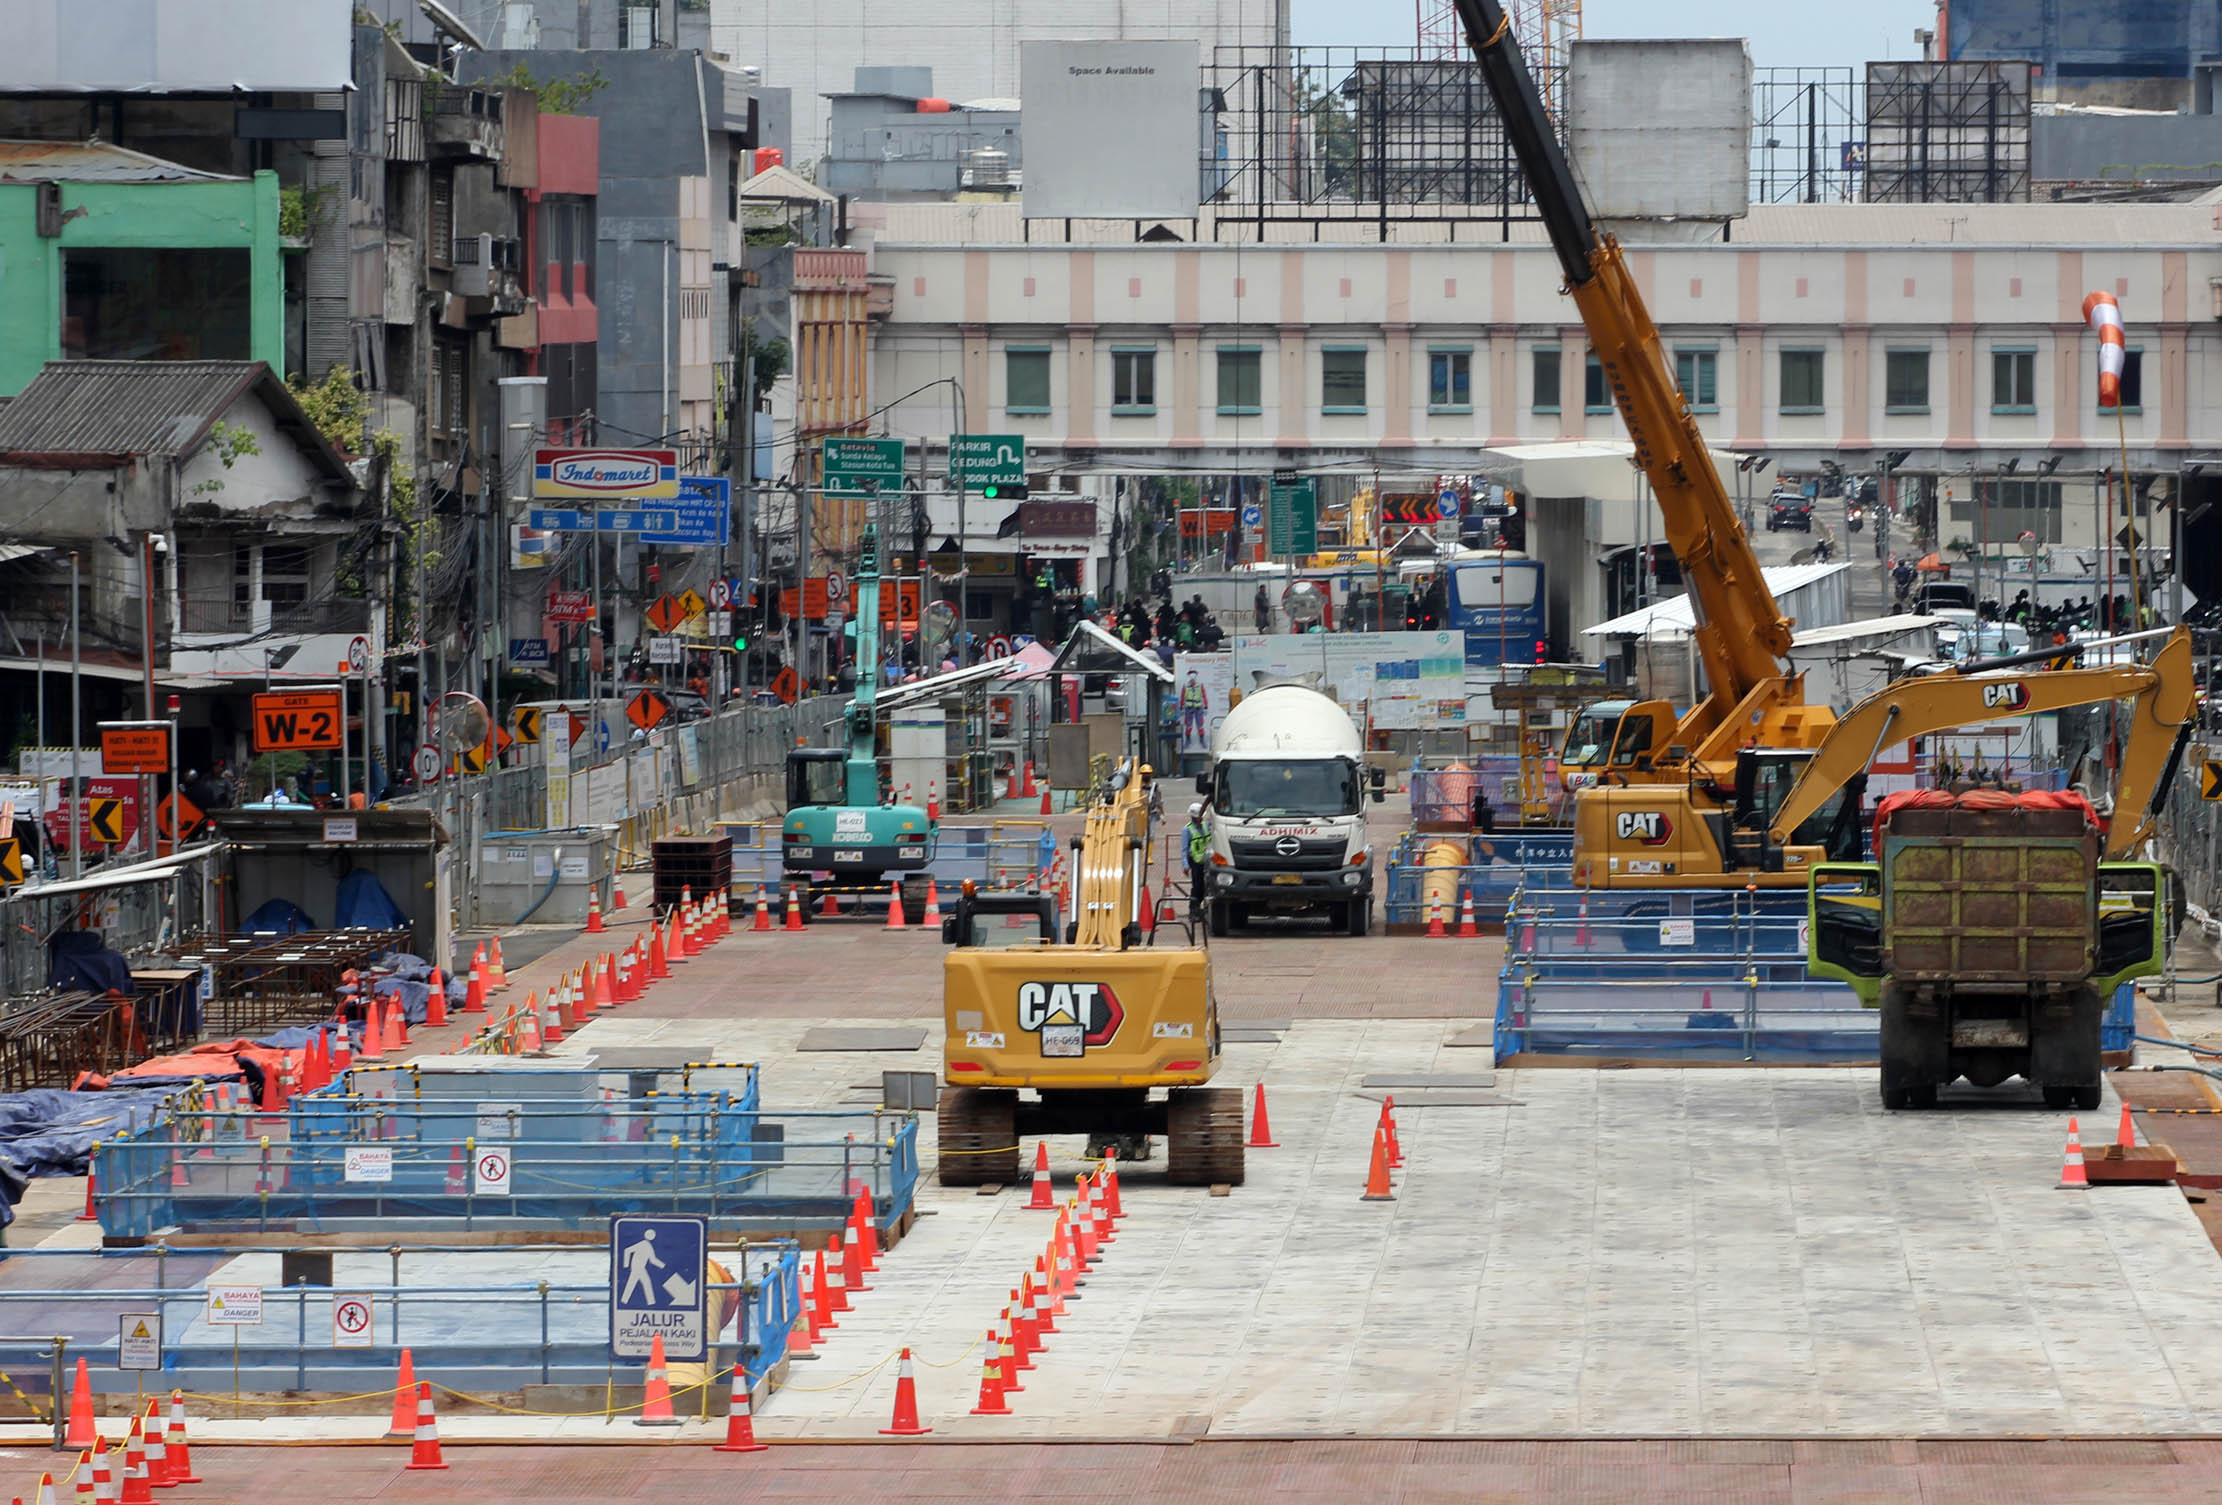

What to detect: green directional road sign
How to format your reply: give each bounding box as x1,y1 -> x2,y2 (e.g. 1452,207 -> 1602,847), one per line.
1268,478 -> 1318,556
822,436 -> 906,492
950,433 -> 1026,490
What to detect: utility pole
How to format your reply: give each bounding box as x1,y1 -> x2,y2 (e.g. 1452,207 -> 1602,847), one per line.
68,550 -> 82,878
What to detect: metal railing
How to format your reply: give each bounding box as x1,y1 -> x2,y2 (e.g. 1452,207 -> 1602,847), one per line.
0,848 -> 220,1001
0,1241 -> 801,1396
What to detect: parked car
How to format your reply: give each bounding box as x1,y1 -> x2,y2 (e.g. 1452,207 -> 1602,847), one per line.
1767,493 -> 1813,531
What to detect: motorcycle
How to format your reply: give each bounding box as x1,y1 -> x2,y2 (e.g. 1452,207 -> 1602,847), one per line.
1846,505 -> 1865,533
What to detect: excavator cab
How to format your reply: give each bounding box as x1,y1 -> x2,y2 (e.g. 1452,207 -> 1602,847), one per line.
1729,749 -> 1867,869
785,748 -> 848,810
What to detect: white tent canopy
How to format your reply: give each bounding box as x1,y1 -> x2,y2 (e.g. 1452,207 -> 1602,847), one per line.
1582,563 -> 1853,642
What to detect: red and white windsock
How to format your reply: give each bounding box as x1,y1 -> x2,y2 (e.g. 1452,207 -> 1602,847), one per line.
2083,291 -> 2126,409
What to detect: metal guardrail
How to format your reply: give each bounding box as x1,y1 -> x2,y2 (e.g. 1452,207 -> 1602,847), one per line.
0,1241 -> 802,1396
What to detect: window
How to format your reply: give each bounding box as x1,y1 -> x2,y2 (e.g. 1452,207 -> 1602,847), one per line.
1321,347 -> 1367,413
1005,347 -> 1050,413
1885,348 -> 1930,412
727,150 -> 740,222
431,338 -> 467,434
61,248 -> 252,362
1111,348 -> 1156,412
1584,352 -> 1611,413
261,544 -> 311,613
1673,348 -> 1717,410
1780,348 -> 1825,413
1531,346 -> 1561,413
2112,348 -> 2145,413
429,172 -> 453,263
1217,346 -> 1261,414
1428,348 -> 1472,411
1991,347 -> 2036,413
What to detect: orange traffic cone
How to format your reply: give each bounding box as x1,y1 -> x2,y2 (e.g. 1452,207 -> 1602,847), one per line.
784,889 -> 805,932
1021,759 -> 1037,797
602,952 -> 622,1010
1012,1279 -> 1043,1361
1246,1081 -> 1278,1148
885,880 -> 907,929
650,918 -> 672,975
140,1399 -> 168,1487
586,886 -> 606,933
968,1327 -> 1012,1415
753,887 -> 773,932
636,1333 -> 681,1426
788,1264 -> 819,1358
62,1358 -> 96,1449
713,1360 -> 767,1453
841,1221 -> 872,1295
1382,1096 -> 1404,1169
922,879 -> 941,928
1427,893 -> 1447,939
489,936 -> 507,988
852,1187 -> 880,1267
2118,1100 -> 2136,1149
163,1391 -> 200,1483
388,1349 -> 418,1436
540,985 -> 566,1045
613,868 -> 629,910
424,967 -> 448,1027
1360,1123 -> 1395,1201
1026,1140 -> 1054,1209
812,1249 -> 839,1330
1102,1144 -> 1123,1218
669,904 -> 691,961
1040,785 -> 1053,815
878,1348 -> 932,1435
357,1002 -> 385,1062
2059,1116 -> 2090,1189
1137,885 -> 1154,934
118,1415 -> 150,1505
463,954 -> 486,1013
403,1381 -> 448,1470
89,1448 -> 113,1505
1457,891 -> 1478,938
825,1234 -> 852,1313
80,1166 -> 97,1222
72,1451 -> 94,1503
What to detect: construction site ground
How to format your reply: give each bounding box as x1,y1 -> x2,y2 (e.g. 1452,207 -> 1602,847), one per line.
13,796 -> 2222,1501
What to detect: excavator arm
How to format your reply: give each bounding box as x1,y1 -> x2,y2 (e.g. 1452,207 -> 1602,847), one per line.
1069,759 -> 1156,948
1767,626 -> 2196,857
1452,0 -> 1801,759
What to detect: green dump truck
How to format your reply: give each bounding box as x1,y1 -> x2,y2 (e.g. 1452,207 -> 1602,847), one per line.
1807,790 -> 2168,1110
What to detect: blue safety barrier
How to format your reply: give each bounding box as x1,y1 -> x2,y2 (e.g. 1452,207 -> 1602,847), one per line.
721,822 -> 1054,897
0,1241 -> 802,1395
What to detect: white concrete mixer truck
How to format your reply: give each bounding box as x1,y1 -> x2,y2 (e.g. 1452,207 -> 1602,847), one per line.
1195,682 -> 1383,937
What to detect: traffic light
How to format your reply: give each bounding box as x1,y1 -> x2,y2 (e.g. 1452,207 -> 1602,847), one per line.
981,481 -> 1028,501
732,630 -> 749,653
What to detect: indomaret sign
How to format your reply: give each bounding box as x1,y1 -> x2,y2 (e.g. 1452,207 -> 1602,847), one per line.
532,449 -> 680,500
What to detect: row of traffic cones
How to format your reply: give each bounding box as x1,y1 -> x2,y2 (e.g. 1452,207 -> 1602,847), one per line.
54,1378 -> 200,1502
961,1147 -> 1125,1421
1424,890 -> 1484,938
456,892 -> 730,1056
749,879 -> 946,932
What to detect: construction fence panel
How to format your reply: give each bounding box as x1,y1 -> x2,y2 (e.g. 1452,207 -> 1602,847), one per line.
0,1241 -> 801,1395
0,850 -> 220,1003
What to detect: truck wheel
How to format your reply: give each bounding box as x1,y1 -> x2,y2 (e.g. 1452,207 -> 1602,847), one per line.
937,1086 -> 1019,1186
1165,1087 -> 1245,1186
2031,986 -> 2104,1112
1346,897 -> 1370,937
1878,982 -> 1942,1110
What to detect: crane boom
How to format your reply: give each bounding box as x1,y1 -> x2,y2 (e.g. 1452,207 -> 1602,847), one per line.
845,524 -> 884,805
1452,0 -> 1801,758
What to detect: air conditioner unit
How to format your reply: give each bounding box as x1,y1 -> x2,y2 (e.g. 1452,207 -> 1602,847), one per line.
452,232 -> 493,296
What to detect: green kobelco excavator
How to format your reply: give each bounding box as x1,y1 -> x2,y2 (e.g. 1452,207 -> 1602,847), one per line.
781,524 -> 937,921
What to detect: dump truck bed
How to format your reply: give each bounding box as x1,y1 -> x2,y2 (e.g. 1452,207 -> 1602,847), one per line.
1881,800 -> 2098,985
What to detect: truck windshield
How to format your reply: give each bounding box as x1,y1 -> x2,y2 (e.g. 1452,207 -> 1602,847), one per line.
788,756 -> 846,808
1217,759 -> 1361,818
1562,704 -> 1629,769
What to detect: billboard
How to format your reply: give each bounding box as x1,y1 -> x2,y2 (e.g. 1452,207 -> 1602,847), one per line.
1233,632 -> 1468,732
1,0 -> 351,92
1022,40 -> 1200,221
532,449 -> 681,500
1567,38 -> 1751,222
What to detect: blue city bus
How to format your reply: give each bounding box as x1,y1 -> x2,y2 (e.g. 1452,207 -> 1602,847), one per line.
1443,551 -> 1547,666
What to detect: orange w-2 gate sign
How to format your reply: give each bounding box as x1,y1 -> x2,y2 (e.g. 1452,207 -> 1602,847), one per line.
251,689 -> 346,752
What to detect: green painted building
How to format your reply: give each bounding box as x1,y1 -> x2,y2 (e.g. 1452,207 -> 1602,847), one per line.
0,141 -> 283,397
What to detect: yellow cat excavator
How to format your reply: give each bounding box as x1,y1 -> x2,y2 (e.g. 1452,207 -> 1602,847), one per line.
936,760 -> 1245,1186
1568,626 -> 2197,888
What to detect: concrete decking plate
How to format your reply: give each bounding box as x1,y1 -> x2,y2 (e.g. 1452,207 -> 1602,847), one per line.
556,1012 -> 2222,1440
795,1027 -> 929,1052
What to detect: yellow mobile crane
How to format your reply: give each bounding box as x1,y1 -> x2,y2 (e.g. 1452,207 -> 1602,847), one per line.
937,760 -> 1244,1186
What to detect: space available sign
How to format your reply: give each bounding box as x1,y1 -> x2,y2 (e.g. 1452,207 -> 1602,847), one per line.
532,449 -> 680,499
1021,40 -> 1200,221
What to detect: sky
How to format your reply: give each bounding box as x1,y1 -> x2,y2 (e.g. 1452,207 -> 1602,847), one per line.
1293,0 -> 1944,71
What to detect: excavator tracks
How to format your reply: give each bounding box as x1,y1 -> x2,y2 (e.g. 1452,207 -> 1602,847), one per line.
1165,1086 -> 1246,1186
936,1086 -> 1019,1186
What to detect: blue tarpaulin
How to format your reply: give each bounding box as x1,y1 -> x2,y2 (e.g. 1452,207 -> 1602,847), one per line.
0,1088 -> 176,1227
334,869 -> 409,930
238,897 -> 316,934
48,931 -> 134,996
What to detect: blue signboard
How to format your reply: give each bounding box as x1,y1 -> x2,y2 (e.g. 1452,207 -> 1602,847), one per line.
1437,490 -> 1461,520
608,1213 -> 707,1362
508,637 -> 550,667
639,476 -> 731,548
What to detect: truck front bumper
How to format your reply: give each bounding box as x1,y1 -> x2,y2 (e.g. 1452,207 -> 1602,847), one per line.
1212,867 -> 1371,902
